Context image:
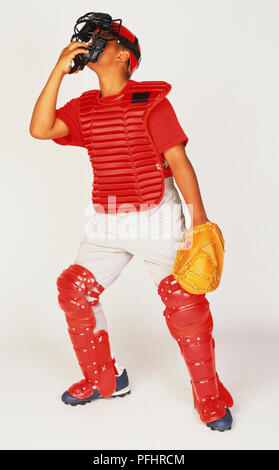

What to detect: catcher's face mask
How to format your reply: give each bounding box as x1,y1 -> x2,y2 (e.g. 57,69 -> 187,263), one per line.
69,12 -> 141,76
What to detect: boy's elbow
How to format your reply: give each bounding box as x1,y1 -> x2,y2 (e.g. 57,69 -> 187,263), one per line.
29,129 -> 39,139
163,143 -> 189,170
29,125 -> 47,140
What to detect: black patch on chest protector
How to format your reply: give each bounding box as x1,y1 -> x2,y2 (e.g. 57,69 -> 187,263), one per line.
131,92 -> 150,103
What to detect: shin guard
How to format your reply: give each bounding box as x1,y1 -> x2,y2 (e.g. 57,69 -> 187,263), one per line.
158,274 -> 233,424
57,264 -> 116,398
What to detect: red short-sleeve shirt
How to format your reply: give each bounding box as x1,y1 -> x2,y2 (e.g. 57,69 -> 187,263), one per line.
52,92 -> 189,155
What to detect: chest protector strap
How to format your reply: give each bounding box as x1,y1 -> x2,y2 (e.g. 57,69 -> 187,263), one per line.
79,80 -> 172,214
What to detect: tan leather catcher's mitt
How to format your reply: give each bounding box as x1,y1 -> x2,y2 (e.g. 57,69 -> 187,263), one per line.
173,221 -> 225,295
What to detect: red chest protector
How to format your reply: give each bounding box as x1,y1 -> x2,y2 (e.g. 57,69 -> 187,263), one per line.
79,80 -> 173,214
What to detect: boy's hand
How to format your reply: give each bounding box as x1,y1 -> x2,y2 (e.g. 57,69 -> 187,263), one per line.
54,41 -> 90,75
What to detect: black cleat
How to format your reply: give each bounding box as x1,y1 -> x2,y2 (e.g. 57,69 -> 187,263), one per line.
62,368 -> 130,406
206,408 -> 233,431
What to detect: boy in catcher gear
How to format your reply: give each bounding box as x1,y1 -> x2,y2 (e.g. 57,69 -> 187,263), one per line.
29,12 -> 233,431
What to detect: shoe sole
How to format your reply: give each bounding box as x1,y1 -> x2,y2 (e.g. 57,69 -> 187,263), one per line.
63,386 -> 131,406
206,423 -> 231,432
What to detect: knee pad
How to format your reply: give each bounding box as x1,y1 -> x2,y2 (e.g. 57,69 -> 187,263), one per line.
158,274 -> 212,337
57,264 -> 104,325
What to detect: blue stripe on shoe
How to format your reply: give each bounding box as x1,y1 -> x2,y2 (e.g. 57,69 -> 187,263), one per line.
115,368 -> 129,392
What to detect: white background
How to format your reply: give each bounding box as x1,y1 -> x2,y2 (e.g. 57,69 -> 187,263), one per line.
1,0 -> 278,450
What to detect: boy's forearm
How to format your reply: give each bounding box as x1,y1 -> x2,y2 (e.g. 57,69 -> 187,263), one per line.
172,164 -> 209,225
29,66 -> 64,137
164,145 -> 209,226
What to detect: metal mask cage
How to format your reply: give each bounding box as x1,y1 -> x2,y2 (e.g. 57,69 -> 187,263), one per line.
71,12 -> 122,43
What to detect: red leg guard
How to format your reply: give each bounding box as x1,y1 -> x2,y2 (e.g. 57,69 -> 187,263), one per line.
158,274 -> 233,424
57,264 -> 116,398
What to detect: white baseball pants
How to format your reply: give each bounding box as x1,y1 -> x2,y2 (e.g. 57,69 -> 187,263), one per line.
73,176 -> 186,345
